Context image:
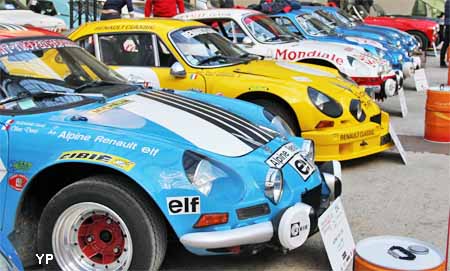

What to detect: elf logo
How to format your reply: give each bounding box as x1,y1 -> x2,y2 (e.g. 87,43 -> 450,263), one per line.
167,196 -> 200,215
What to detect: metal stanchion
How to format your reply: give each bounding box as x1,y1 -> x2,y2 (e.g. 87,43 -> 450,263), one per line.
69,0 -> 74,29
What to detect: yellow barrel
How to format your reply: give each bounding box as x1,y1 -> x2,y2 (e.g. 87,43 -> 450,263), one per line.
425,86 -> 450,143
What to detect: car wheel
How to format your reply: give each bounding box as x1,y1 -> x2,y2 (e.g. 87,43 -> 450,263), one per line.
37,175 -> 167,271
408,31 -> 429,51
252,99 -> 301,136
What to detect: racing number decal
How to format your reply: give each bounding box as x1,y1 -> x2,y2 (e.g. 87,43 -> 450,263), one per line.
289,154 -> 314,180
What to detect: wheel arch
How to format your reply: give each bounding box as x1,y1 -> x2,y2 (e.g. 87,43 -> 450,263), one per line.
10,162 -> 175,267
236,91 -> 301,134
297,58 -> 339,71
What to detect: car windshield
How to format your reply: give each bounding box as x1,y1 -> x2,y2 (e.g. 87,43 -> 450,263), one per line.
296,14 -> 334,36
333,10 -> 356,27
242,14 -> 299,43
0,38 -> 130,112
0,0 -> 27,10
170,27 -> 250,67
313,10 -> 338,28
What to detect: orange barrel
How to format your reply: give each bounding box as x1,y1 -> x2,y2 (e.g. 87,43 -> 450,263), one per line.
354,236 -> 445,271
424,86 -> 450,143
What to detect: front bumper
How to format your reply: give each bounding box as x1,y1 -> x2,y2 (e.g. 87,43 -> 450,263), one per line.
180,162 -> 342,251
302,112 -> 394,161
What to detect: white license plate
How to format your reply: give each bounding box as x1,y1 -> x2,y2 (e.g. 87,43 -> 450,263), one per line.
266,142 -> 299,169
289,153 -> 315,180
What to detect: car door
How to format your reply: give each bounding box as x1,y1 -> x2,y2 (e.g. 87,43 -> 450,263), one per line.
78,33 -> 206,92
0,116 -> 10,229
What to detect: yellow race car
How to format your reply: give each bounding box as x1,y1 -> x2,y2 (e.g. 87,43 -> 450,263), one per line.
69,19 -> 394,161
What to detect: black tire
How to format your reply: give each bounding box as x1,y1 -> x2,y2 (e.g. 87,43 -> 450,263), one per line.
408,31 -> 429,51
251,99 -> 301,136
37,175 -> 167,271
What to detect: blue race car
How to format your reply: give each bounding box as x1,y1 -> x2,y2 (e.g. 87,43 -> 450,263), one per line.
271,10 -> 404,98
0,234 -> 23,271
300,6 -> 419,78
314,6 -> 423,58
0,26 -> 342,270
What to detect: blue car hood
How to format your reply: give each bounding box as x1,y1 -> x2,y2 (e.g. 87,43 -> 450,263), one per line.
48,90 -> 275,158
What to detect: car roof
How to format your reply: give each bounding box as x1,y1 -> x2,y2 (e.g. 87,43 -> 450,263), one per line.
176,8 -> 261,21
70,18 -> 205,38
0,23 -> 61,41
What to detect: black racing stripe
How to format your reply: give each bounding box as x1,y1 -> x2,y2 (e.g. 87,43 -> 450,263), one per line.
138,93 -> 262,149
150,91 -> 271,144
153,90 -> 275,141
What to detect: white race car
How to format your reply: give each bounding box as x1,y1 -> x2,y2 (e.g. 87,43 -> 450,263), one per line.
176,9 -> 400,98
0,0 -> 67,32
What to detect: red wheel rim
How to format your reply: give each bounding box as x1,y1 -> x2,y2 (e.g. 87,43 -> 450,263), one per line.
77,214 -> 125,265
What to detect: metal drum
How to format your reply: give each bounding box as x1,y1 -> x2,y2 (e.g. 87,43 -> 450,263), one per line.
354,236 -> 445,271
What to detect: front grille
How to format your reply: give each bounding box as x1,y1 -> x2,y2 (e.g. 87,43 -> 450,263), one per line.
380,133 -> 392,146
236,203 -> 270,220
370,113 -> 382,125
301,185 -> 321,212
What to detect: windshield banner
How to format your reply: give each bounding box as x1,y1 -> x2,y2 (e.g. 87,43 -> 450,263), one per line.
0,39 -> 77,57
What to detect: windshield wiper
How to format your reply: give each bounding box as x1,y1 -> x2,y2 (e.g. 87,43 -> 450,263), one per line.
74,80 -> 121,93
0,90 -> 105,106
197,55 -> 229,65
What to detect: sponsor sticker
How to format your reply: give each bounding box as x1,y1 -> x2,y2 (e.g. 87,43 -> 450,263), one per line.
288,153 -> 315,180
12,161 -> 32,172
167,196 -> 200,215
0,39 -> 77,57
340,129 -> 375,141
90,99 -> 133,114
266,142 -> 299,169
58,151 -> 135,171
8,174 -> 28,191
181,28 -> 216,39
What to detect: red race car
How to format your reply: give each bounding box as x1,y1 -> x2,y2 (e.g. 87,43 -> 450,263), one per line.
349,4 -> 440,50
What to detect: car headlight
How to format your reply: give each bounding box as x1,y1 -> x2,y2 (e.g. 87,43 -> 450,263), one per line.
307,87 -> 343,118
349,99 -> 366,122
299,139 -> 315,165
183,151 -> 228,196
263,110 -> 295,137
265,168 -> 283,204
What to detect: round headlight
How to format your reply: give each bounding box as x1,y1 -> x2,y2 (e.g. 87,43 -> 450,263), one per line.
265,168 -> 283,204
307,87 -> 343,118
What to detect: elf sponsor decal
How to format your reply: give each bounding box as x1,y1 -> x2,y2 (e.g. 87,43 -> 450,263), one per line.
0,39 -> 77,57
275,49 -> 344,65
167,196 -> 200,215
12,161 -> 32,172
340,129 -> 375,141
8,174 -> 28,191
288,154 -> 315,180
90,99 -> 133,114
58,151 -> 136,171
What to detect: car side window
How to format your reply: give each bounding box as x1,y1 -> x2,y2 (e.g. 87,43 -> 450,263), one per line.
272,17 -> 302,36
156,39 -> 177,67
98,33 -> 156,67
207,20 -> 247,44
78,36 -> 95,56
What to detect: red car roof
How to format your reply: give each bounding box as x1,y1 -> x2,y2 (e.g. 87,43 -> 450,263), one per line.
0,23 -> 63,41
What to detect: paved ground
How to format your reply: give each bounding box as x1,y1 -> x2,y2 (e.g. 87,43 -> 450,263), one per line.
159,56 -> 450,270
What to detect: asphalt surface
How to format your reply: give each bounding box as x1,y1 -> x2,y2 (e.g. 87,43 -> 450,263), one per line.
159,56 -> 450,270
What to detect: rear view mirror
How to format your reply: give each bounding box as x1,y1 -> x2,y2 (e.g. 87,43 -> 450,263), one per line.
170,62 -> 186,78
242,37 -> 253,46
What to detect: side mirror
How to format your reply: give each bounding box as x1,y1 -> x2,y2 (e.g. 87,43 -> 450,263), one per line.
242,36 -> 254,46
170,62 -> 186,78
